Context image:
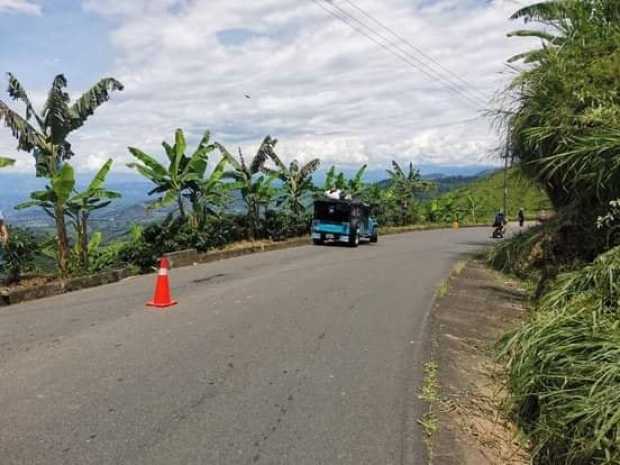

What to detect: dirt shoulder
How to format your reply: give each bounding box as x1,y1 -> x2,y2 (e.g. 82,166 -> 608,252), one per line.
431,260 -> 530,465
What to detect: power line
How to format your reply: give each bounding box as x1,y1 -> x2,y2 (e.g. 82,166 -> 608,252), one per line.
311,0 -> 482,108
322,0 -> 488,107
310,0 -> 486,109
338,0 -> 491,103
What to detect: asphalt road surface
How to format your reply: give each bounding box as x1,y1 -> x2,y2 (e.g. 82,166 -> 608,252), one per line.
0,228 -> 492,465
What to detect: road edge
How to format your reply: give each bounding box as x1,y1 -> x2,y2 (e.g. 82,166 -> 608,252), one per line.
430,259 -> 530,465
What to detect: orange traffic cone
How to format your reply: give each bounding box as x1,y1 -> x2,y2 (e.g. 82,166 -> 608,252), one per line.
147,257 -> 177,309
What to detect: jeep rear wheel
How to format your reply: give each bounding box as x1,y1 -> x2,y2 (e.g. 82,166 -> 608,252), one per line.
348,230 -> 359,248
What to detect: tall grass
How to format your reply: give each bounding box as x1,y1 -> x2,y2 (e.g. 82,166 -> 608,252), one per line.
542,246 -> 620,314
500,247 -> 620,465
487,225 -> 544,278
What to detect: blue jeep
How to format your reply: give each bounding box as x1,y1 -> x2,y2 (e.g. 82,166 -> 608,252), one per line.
311,199 -> 378,247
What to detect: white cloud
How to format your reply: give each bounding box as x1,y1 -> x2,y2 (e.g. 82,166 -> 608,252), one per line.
0,0 -> 537,174
0,0 -> 40,15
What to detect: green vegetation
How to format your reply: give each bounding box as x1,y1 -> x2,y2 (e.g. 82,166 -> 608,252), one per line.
1,227 -> 40,283
0,157 -> 15,168
435,280 -> 449,299
218,137 -> 278,241
431,168 -> 550,225
65,160 -> 120,270
499,248 -> 620,465
488,2 -> 620,464
418,360 -> 440,464
0,73 -> 123,275
263,154 -> 320,217
127,128 -> 231,228
386,161 -> 435,225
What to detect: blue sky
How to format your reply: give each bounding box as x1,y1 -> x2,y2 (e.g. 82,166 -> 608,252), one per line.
0,0 -> 113,89
0,0 -> 534,174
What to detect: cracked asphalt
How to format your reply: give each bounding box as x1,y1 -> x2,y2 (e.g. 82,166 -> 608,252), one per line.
0,228 -> 491,465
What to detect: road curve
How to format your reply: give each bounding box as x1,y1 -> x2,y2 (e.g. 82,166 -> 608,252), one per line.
0,228 -> 491,465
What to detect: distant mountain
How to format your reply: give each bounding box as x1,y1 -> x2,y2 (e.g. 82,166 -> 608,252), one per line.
0,164 -> 497,236
310,164 -> 496,186
0,173 -> 156,233
374,169 -> 498,199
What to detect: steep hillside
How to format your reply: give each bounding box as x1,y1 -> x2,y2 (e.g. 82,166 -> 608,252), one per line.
433,168 -> 552,223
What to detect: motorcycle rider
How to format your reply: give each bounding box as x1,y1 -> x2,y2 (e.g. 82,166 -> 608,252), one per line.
493,210 -> 507,237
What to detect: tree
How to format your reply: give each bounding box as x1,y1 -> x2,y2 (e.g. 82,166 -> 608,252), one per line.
190,155 -> 236,230
466,194 -> 480,224
65,159 -> 120,270
127,129 -> 219,223
346,165 -> 367,198
218,136 -> 277,240
502,0 -> 620,209
15,163 -> 76,270
362,183 -> 399,226
320,165 -> 367,199
263,151 -> 320,216
0,73 -> 123,275
322,166 -> 347,192
387,161 -> 435,225
0,157 -> 15,168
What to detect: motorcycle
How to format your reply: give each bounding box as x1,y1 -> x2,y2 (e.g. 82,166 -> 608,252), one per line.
492,224 -> 505,239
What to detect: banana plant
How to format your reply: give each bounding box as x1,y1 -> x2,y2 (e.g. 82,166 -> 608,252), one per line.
346,164 -> 367,198
218,136 -> 277,240
127,129 -> 218,222
262,150 -> 320,216
321,165 -> 367,199
322,166 -> 347,192
189,156 -> 236,229
15,163 -> 76,272
387,161 -> 435,225
0,157 -> 15,168
0,73 -> 123,275
65,159 -> 120,270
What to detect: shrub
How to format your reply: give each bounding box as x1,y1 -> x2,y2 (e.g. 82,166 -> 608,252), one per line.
0,227 -> 41,284
488,224 -> 545,278
263,209 -> 310,241
119,215 -> 248,271
500,246 -> 620,465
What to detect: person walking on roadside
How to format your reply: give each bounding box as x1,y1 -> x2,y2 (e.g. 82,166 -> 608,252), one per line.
0,211 -> 8,247
518,208 -> 525,228
0,211 -> 9,270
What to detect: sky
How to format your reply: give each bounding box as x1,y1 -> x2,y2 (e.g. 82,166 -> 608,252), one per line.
0,0 -> 534,174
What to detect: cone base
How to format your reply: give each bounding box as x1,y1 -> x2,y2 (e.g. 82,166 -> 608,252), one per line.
146,300 -> 177,309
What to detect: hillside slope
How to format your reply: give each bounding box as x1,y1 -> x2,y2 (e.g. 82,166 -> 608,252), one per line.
433,168 -> 551,223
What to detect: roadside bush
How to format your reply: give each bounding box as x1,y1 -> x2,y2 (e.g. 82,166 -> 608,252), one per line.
488,205 -> 605,283
67,232 -> 126,275
500,246 -> 620,465
263,209 -> 310,241
0,227 -> 41,284
500,295 -> 620,465
119,215 -> 248,271
488,225 -> 545,278
542,246 -> 620,314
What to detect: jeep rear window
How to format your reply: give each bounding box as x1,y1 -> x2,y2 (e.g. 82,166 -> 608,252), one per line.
314,203 -> 351,222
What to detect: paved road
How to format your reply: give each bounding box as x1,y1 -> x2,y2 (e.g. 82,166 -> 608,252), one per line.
0,228 -> 491,465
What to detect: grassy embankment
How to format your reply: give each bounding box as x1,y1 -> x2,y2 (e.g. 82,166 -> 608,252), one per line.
443,168 -> 551,224
488,229 -> 620,465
